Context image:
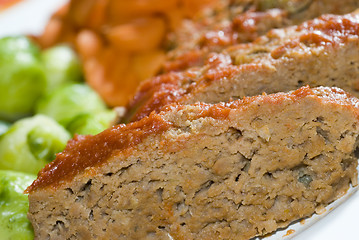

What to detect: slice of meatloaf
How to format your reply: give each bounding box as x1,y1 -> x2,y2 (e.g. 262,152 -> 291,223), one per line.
123,11 -> 359,123
27,86 -> 359,240
166,0 -> 359,72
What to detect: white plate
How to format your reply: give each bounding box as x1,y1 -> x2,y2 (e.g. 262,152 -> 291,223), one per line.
0,0 -> 67,36
1,1 -> 358,239
259,185 -> 359,240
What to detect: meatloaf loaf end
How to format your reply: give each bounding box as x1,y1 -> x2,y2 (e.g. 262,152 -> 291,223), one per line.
124,10 -> 359,122
27,86 -> 359,240
166,0 -> 359,72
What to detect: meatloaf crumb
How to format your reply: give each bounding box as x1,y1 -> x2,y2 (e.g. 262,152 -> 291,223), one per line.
28,86 -> 359,240
123,10 -> 359,123
166,0 -> 359,72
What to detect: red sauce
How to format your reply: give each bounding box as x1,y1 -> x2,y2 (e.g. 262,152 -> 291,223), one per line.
26,114 -> 171,193
232,9 -> 287,43
283,229 -> 295,237
132,83 -> 186,122
270,14 -> 359,59
299,31 -> 333,46
232,11 -> 264,42
201,29 -> 234,48
126,13 -> 359,124
27,95 -> 234,192
123,72 -> 188,122
202,53 -> 239,82
164,9 -> 287,72
0,0 -> 22,10
163,102 -> 232,120
27,86 -> 359,192
298,14 -> 359,44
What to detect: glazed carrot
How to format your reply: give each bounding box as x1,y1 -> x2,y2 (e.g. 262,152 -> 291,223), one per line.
76,30 -> 103,60
36,0 -> 216,106
85,48 -> 135,106
131,50 -> 166,81
39,18 -> 64,48
68,0 -> 97,26
106,17 -> 166,52
85,0 -> 108,29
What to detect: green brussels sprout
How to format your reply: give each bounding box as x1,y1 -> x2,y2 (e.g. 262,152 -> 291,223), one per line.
0,170 -> 36,240
0,36 -> 46,121
0,120 -> 11,137
36,83 -> 108,126
42,45 -> 83,92
67,110 -> 116,136
0,115 -> 70,175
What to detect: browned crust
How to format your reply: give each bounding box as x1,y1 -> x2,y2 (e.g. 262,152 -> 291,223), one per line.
26,114 -> 171,193
26,86 -> 359,193
123,12 -> 359,123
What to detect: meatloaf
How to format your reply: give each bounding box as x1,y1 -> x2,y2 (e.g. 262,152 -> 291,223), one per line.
166,0 -> 359,71
37,0 -> 359,107
123,11 -> 359,123
27,86 -> 359,240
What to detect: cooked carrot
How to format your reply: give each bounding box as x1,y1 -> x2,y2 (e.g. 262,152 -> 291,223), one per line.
106,17 -> 166,52
85,0 -> 109,29
68,0 -> 97,26
76,30 -> 103,60
131,50 -> 166,81
36,0 -> 216,106
39,18 -> 64,48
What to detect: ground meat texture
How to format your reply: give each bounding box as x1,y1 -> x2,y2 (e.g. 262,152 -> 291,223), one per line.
28,87 -> 359,240
123,10 -> 359,123
165,0 -> 359,72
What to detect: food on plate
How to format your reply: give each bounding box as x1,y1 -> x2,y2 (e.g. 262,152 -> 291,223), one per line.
66,110 -> 116,136
165,0 -> 359,72
0,170 -> 36,240
0,36 -> 46,122
35,83 -> 109,127
0,35 -> 117,240
0,115 -> 70,175
36,0 -> 359,107
0,35 -> 87,124
35,0 -> 218,106
123,11 -> 359,122
27,86 -> 359,240
41,45 -> 83,92
0,120 -> 10,137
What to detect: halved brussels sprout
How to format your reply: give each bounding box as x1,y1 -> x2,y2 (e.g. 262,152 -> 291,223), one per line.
67,110 -> 116,136
42,45 -> 83,92
0,115 -> 70,174
36,83 -> 108,126
0,36 -> 46,121
0,170 -> 36,240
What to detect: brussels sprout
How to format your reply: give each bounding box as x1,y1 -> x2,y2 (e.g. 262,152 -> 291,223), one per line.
36,83 -> 108,126
42,45 -> 83,92
0,120 -> 10,137
0,36 -> 46,121
0,115 -> 70,175
67,110 -> 116,136
0,170 -> 36,240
